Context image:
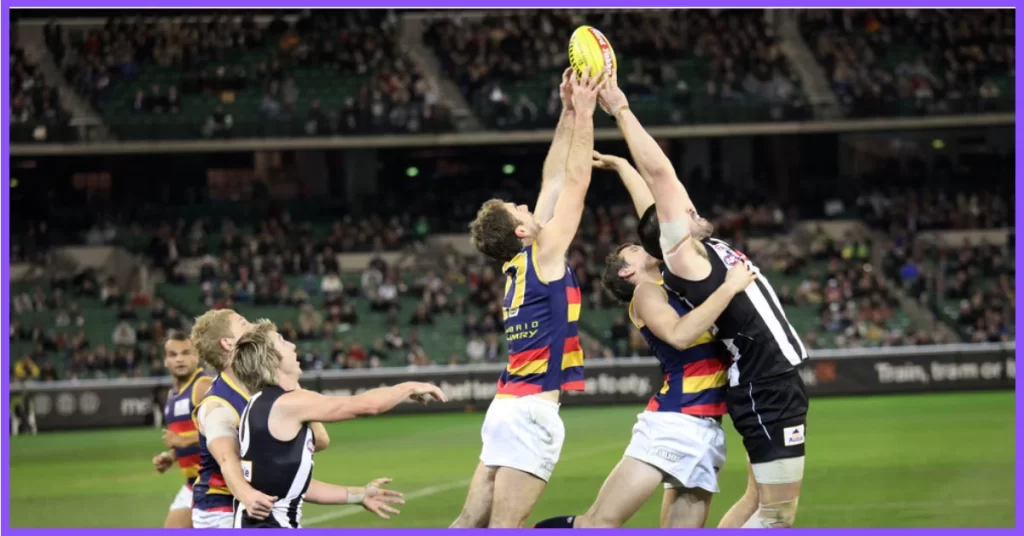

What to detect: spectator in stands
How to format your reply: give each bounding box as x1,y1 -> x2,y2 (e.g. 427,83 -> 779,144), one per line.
14,355 -> 41,382
112,320 -> 137,347
465,334 -> 486,363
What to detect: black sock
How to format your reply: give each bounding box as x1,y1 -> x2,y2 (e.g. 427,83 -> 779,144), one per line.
533,515 -> 577,529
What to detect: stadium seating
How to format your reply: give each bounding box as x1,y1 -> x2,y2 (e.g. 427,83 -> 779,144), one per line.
425,10 -> 809,130
56,11 -> 452,140
800,9 -> 1015,117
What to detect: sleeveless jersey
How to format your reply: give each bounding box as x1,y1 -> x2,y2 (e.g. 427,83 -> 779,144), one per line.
192,373 -> 250,512
163,368 -> 209,486
496,243 -> 585,397
660,238 -> 808,386
629,282 -> 730,416
234,385 -> 315,528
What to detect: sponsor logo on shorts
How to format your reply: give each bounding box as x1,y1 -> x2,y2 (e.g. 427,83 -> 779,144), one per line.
653,448 -> 683,463
541,461 -> 555,473
783,424 -> 805,446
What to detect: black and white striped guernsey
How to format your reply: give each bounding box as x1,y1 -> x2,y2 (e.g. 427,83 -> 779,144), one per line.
660,238 -> 808,387
234,385 -> 315,529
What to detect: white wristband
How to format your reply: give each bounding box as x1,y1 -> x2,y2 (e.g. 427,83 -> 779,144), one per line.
346,490 -> 365,505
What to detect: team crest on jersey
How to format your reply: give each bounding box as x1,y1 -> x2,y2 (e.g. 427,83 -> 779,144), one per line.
783,424 -> 805,446
307,436 -> 315,454
723,253 -> 741,267
174,398 -> 191,416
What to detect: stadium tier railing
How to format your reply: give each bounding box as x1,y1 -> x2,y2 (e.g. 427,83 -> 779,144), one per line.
9,342 -> 1015,432
10,112 -> 1013,156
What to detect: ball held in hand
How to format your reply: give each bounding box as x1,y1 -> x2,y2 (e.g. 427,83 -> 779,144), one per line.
568,25 -> 617,82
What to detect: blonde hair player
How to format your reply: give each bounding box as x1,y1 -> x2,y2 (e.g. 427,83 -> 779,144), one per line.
229,321 -> 447,528
188,309 -> 331,528
600,73 -> 810,529
451,69 -> 604,528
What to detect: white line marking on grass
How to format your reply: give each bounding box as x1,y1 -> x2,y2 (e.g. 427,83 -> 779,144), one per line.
304,442 -> 624,527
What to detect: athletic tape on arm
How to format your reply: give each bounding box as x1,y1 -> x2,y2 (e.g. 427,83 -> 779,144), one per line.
659,219 -> 691,260
200,402 -> 239,441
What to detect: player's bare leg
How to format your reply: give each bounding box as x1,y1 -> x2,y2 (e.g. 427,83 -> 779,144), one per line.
660,485 -> 713,528
573,457 -> 663,528
164,508 -> 193,528
488,467 -> 548,528
718,460 -> 759,528
450,462 -> 497,528
741,458 -> 804,528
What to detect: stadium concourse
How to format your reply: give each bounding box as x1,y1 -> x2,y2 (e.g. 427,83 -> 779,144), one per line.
8,7 -> 1015,529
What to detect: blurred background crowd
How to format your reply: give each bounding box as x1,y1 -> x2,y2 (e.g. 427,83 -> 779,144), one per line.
8,8 -> 1014,383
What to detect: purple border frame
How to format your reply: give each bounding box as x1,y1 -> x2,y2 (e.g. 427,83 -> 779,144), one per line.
2,2 -> 1019,533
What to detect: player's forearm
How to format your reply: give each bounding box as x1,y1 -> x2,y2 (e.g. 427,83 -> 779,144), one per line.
615,109 -> 695,217
303,479 -> 363,505
669,285 -> 736,350
209,436 -> 258,499
613,160 -> 655,216
535,110 -> 576,224
565,112 -> 594,189
327,383 -> 416,420
310,422 -> 331,452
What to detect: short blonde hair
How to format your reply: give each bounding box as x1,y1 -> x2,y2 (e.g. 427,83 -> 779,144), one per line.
469,199 -> 523,263
190,309 -> 237,372
231,320 -> 282,394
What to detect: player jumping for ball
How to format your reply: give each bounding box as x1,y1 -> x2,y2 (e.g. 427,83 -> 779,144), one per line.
450,68 -> 603,529
600,73 -> 810,529
534,152 -> 757,529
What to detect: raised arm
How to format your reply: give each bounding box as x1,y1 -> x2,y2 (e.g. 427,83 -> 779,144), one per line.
535,71 -> 602,272
277,382 -> 447,424
534,69 -> 576,225
592,151 -> 654,217
634,264 -> 756,350
599,74 -> 703,275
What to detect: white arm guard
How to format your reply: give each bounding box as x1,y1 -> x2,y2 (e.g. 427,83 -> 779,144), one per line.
198,402 -> 239,441
658,219 -> 692,259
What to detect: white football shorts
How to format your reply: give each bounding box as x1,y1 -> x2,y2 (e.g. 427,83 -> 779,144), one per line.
479,395 -> 565,482
623,411 -> 727,492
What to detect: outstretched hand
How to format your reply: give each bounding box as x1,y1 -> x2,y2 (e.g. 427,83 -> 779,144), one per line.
361,478 -> 405,520
592,150 -> 625,170
570,69 -> 606,117
559,68 -> 574,112
597,71 -> 628,117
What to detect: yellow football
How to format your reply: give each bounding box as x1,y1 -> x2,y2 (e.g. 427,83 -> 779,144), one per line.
568,25 -> 618,81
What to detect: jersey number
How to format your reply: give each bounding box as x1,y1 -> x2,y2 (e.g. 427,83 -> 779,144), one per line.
503,252 -> 528,320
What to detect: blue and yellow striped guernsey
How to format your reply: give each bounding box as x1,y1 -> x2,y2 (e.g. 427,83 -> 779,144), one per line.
629,282 -> 731,416
497,243 -> 585,397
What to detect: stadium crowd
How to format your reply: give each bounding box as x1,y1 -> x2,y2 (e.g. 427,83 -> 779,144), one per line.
800,9 -> 1014,117
45,10 -> 454,137
425,9 -> 808,128
10,47 -> 68,128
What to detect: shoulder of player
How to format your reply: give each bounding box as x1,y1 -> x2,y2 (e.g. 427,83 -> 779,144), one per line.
192,376 -> 214,405
631,282 -> 670,322
528,240 -> 565,284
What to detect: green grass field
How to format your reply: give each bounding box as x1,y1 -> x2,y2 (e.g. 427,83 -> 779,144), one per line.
9,391 -> 1015,528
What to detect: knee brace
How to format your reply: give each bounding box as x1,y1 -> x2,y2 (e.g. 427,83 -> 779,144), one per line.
741,499 -> 799,529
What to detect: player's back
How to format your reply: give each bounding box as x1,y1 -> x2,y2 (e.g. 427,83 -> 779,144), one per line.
192,373 -> 250,513
164,368 -> 209,486
629,282 -> 731,417
496,243 -> 585,397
